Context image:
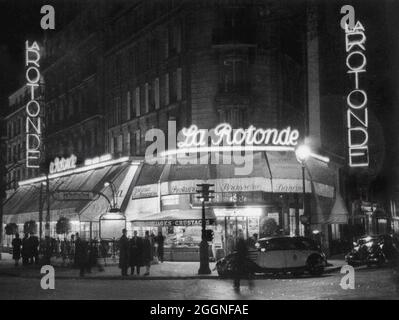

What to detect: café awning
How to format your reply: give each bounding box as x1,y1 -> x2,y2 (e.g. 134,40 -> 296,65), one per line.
3,160 -> 135,224
129,151 -> 335,199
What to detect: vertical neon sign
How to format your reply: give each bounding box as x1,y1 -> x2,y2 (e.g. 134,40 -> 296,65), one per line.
25,41 -> 41,168
344,20 -> 369,167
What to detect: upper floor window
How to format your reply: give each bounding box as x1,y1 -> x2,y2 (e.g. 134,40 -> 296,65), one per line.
135,87 -> 141,117
168,22 -> 181,56
127,91 -> 131,120
220,57 -> 249,93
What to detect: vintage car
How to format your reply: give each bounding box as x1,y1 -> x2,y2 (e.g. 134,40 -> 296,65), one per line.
216,236 -> 327,277
345,234 -> 399,267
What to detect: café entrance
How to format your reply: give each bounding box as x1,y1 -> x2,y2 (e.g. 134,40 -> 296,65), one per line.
213,207 -> 263,256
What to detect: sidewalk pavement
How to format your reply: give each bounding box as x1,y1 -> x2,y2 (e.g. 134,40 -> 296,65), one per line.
0,253 -> 347,280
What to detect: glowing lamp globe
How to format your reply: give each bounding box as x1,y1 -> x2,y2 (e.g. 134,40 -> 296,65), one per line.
295,145 -> 311,162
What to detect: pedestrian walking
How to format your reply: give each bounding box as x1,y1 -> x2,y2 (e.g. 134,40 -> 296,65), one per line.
43,236 -> 53,265
87,239 -> 102,272
28,232 -> 39,265
74,233 -> 89,277
12,233 -> 22,267
100,240 -> 109,266
118,229 -> 129,276
155,231 -> 165,263
142,231 -> 153,276
233,230 -> 252,292
21,233 -> 30,266
129,231 -> 143,275
69,234 -> 76,267
150,232 -> 156,261
61,237 -> 68,266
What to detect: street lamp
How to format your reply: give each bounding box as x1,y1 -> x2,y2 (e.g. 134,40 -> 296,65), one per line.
295,144 -> 311,237
196,183 -> 214,275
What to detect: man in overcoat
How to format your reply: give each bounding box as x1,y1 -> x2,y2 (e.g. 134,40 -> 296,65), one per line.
129,230 -> 143,275
119,229 -> 129,276
74,233 -> 89,277
12,233 -> 22,266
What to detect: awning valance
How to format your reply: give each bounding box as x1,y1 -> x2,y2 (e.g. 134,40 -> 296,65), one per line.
129,209 -> 216,226
128,151 -> 336,200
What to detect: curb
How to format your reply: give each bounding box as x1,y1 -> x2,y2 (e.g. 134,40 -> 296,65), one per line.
0,266 -> 346,280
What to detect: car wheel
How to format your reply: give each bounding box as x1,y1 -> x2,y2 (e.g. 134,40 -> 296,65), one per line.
307,255 -> 324,276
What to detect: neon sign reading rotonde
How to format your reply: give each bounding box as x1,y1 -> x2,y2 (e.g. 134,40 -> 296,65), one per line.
178,123 -> 299,150
25,41 -> 42,168
344,20 -> 369,167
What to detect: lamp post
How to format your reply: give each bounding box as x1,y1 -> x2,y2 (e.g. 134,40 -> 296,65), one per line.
295,144 -> 311,237
0,161 -> 24,260
100,181 -> 124,242
104,181 -> 118,210
196,183 -> 214,275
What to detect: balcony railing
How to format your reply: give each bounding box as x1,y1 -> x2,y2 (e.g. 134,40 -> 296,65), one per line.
212,26 -> 256,47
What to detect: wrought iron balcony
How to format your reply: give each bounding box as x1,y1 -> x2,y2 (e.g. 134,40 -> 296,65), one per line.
212,26 -> 256,47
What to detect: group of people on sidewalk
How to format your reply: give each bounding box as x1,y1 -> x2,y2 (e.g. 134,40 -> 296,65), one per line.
11,232 -> 105,277
11,233 -> 39,266
118,229 -> 165,276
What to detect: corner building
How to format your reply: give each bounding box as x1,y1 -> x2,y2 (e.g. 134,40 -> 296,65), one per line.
103,0 -> 345,259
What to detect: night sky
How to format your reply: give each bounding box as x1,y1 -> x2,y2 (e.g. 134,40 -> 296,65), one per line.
0,0 -> 45,111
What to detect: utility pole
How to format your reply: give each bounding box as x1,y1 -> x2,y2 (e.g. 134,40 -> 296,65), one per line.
38,182 -> 43,242
0,138 -> 6,260
196,183 -> 214,275
45,173 -> 50,237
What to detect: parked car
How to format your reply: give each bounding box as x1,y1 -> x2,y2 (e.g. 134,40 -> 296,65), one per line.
345,234 -> 399,267
216,236 -> 327,277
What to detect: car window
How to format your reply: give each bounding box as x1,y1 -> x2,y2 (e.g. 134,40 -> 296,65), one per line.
297,238 -> 319,250
265,238 -> 292,250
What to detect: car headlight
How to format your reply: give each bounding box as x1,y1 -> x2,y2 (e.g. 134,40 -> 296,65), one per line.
261,248 -> 266,252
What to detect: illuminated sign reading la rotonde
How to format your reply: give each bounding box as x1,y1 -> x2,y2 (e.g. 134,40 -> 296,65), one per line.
178,123 -> 299,149
344,20 -> 369,167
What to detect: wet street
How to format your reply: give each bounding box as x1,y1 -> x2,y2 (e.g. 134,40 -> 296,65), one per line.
0,267 -> 398,300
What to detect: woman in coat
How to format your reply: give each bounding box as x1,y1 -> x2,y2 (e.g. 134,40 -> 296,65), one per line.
142,231 -> 153,276
12,233 -> 22,267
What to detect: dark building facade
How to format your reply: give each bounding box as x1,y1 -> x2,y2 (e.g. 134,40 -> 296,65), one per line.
41,1 -> 107,164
